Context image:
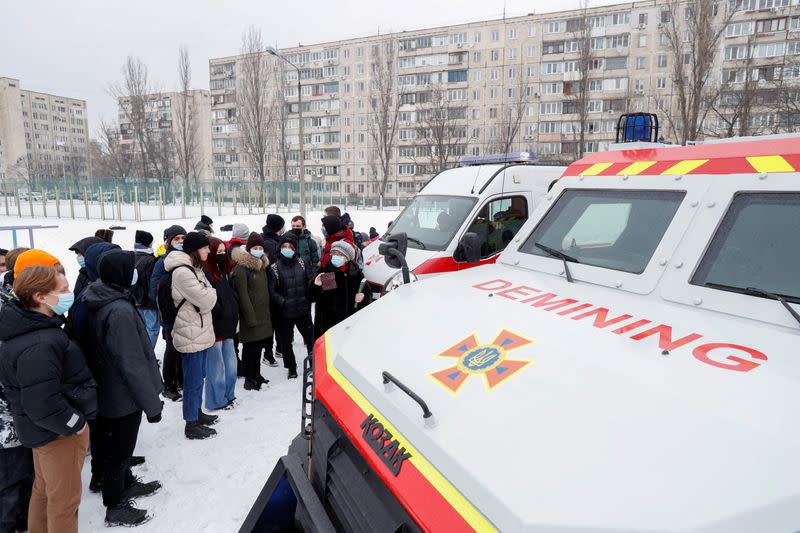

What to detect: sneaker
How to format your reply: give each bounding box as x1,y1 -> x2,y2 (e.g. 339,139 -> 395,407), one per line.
105,500 -> 150,527
243,378 -> 261,391
223,399 -> 238,410
122,479 -> 162,499
130,456 -> 145,467
185,422 -> 217,440
275,351 -> 283,359
89,475 -> 103,493
162,389 -> 182,402
197,410 -> 218,426
288,369 -> 298,379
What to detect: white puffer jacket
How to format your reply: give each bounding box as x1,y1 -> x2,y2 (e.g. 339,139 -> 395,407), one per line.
164,251 -> 217,354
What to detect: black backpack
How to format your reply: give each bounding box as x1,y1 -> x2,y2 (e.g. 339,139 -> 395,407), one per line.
132,254 -> 155,308
156,265 -> 198,326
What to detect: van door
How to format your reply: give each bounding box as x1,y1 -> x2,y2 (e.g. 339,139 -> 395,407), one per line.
455,194 -> 530,269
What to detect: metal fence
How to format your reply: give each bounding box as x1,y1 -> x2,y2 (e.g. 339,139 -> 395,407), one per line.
0,178 -> 416,221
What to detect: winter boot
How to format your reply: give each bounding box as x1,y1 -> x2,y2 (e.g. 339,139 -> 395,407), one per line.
122,479 -> 162,499
256,375 -> 270,387
288,368 -> 298,379
105,501 -> 150,527
243,378 -> 261,391
162,388 -> 182,402
185,421 -> 217,440
130,456 -> 145,467
197,409 -> 218,426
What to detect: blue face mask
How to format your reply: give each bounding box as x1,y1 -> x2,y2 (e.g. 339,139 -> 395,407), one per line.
173,243 -> 183,251
321,228 -> 328,237
281,248 -> 295,259
48,292 -> 75,316
250,249 -> 264,258
131,269 -> 139,287
77,256 -> 85,268
331,255 -> 346,268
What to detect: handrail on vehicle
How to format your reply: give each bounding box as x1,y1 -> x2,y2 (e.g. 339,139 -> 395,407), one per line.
382,371 -> 434,420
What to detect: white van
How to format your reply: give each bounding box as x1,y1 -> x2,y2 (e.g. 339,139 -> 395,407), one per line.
362,153 -> 566,294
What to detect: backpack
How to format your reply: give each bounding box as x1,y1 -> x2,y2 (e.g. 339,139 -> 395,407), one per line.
132,254 -> 155,307
156,264 -> 199,326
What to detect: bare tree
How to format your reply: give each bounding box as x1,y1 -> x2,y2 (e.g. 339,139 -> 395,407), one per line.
774,51 -> 800,133
662,0 -> 735,144
413,85 -> 468,173
174,46 -> 201,196
562,0 -> 594,160
93,120 -> 132,177
271,62 -> 291,182
237,27 -> 274,206
367,37 -> 402,208
491,69 -> 529,153
708,37 -> 761,138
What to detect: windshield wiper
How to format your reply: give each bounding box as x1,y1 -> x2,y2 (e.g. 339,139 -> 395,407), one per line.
535,242 -> 578,283
705,282 -> 800,327
406,236 -> 427,250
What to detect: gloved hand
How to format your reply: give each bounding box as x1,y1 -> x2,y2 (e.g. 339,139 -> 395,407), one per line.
147,412 -> 162,424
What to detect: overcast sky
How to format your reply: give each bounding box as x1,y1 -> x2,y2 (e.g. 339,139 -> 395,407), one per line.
1,0 -> 624,134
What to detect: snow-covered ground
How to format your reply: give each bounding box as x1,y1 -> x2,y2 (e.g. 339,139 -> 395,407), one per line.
0,209 -> 398,532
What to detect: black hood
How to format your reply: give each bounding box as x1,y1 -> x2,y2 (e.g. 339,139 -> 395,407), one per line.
84,242 -> 121,282
81,280 -> 130,311
98,249 -> 136,288
69,236 -> 104,255
261,225 -> 281,239
0,299 -> 64,342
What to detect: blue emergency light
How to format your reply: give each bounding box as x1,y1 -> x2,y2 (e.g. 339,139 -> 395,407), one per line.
615,113 -> 659,143
460,152 -> 537,166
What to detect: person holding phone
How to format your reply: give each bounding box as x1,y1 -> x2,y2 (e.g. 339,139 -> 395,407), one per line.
309,241 -> 372,339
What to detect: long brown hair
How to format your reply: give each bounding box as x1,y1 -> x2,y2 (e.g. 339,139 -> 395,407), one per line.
203,237 -> 230,282
13,266 -> 60,309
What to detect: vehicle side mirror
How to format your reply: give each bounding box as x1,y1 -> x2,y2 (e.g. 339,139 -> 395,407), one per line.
379,232 -> 408,270
455,232 -> 481,264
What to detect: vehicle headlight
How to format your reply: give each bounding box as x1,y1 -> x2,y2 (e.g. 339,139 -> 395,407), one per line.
382,270 -> 418,294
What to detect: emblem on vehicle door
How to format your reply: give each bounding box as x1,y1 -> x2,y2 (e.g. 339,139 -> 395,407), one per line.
430,330 -> 533,394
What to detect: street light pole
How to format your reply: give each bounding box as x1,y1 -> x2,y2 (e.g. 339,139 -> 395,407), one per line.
268,47 -> 306,218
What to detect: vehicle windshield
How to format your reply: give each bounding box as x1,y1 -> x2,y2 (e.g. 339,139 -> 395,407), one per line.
520,189 -> 685,274
385,195 -> 477,251
691,193 -> 800,302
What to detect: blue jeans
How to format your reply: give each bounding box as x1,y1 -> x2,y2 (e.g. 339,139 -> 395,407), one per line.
181,348 -> 210,422
137,308 -> 160,348
204,339 -> 237,410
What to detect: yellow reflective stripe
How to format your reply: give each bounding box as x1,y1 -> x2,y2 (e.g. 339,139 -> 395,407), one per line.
617,161 -> 657,175
324,333 -> 497,532
661,159 -> 709,175
747,155 -> 795,173
579,162 -> 614,176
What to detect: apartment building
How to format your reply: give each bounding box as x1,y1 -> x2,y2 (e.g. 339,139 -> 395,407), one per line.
117,89 -> 214,182
0,77 -> 90,183
209,0 -> 800,197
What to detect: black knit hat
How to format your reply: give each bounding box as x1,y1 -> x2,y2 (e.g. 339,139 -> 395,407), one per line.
279,232 -> 298,250
200,215 -> 213,226
163,225 -> 187,244
265,214 -> 285,232
246,232 -> 265,251
321,215 -> 342,235
135,230 -> 154,247
182,232 -> 210,254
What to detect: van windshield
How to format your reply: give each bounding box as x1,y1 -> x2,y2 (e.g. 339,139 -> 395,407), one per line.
385,195 -> 477,251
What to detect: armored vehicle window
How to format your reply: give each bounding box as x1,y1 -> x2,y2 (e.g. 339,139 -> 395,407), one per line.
520,189 -> 685,274
692,193 -> 800,301
463,196 -> 529,259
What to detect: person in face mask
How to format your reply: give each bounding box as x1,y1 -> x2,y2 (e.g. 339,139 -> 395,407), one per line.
202,238 -> 239,410
319,215 -> 356,268
309,240 -> 371,339
267,233 -> 314,379
290,216 -> 320,272
0,266 -> 97,533
231,233 -> 275,391
68,237 -> 104,298
80,249 -> 163,526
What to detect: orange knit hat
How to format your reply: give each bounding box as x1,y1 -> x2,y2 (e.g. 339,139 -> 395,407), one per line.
14,249 -> 61,277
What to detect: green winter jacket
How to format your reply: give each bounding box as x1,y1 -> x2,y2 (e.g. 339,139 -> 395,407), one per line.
231,247 -> 273,343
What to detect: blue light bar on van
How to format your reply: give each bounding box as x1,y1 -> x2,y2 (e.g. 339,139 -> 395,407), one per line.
460,152 -> 537,166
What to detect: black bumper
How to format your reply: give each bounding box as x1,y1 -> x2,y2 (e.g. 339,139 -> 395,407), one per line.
241,402 -> 419,532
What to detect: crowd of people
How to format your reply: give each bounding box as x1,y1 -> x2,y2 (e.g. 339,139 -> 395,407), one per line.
0,206 -> 375,530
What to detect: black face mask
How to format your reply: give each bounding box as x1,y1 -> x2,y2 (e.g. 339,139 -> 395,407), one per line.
215,254 -> 227,267
291,228 -> 303,237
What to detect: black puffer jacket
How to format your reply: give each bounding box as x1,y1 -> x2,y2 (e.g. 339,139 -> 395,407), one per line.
260,227 -> 282,265
206,271 -> 239,340
309,262 -> 372,338
0,300 -> 98,448
80,250 -> 163,419
268,254 -> 312,320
